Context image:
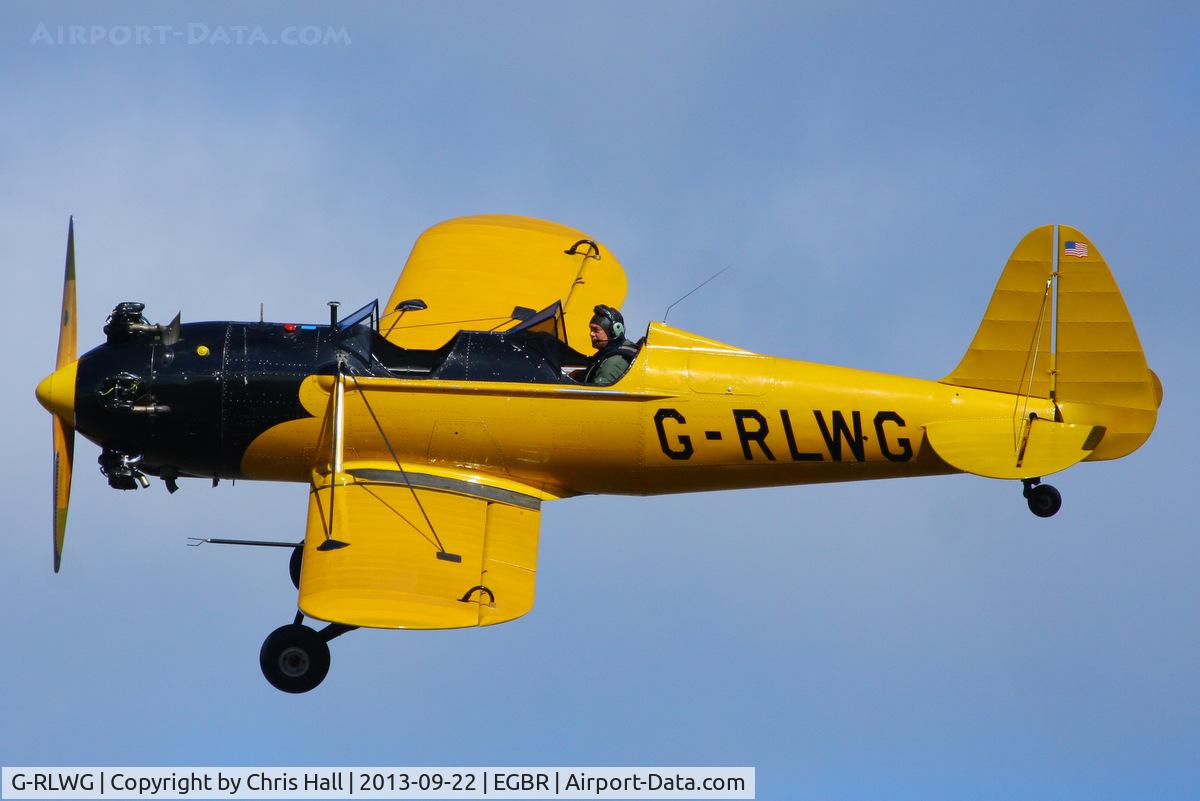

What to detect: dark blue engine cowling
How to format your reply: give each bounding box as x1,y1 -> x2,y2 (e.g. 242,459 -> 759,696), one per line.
75,321 -> 340,481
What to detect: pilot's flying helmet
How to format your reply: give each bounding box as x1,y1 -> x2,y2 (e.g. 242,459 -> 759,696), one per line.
590,305 -> 625,340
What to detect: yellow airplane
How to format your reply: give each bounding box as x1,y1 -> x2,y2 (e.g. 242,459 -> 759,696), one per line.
35,215 -> 1161,693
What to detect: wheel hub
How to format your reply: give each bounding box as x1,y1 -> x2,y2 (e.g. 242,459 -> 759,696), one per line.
278,646 -> 311,677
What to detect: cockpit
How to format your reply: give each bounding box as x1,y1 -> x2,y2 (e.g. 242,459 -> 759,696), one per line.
335,299 -> 611,385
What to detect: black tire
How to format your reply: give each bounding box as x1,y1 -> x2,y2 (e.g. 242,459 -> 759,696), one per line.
1027,484 -> 1062,518
289,545 -> 303,590
259,624 -> 330,693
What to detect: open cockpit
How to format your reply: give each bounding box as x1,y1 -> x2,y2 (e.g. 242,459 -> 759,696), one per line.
336,299 -> 635,385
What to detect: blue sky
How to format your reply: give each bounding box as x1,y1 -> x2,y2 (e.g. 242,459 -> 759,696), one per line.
2,3 -> 1197,799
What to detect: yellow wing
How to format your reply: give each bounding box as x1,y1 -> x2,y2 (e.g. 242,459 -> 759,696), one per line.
382,215 -> 628,351
298,464 -> 542,629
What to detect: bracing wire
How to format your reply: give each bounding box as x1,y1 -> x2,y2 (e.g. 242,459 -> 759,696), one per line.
348,375 -> 451,558
1013,277 -> 1053,453
382,314 -> 510,332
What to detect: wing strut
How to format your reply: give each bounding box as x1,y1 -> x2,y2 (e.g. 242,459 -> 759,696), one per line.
349,374 -> 462,563
317,359 -> 350,551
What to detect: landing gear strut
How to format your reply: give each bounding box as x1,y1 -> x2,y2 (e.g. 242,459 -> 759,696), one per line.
259,617 -> 355,693
289,545 -> 303,590
1022,478 -> 1062,518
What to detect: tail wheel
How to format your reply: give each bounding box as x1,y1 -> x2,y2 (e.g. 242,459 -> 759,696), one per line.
1026,484 -> 1062,518
259,624 -> 329,693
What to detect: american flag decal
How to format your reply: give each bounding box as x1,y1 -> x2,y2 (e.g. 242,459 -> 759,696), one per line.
1064,241 -> 1089,258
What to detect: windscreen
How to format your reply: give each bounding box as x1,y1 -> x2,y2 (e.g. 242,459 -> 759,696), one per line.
507,301 -> 567,345
337,299 -> 378,332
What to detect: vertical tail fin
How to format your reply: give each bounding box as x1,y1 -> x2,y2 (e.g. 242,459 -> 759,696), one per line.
942,225 -> 1160,460
942,225 -> 1055,398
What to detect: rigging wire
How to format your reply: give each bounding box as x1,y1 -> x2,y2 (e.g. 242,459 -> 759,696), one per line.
1013,277 -> 1053,454
381,313 -> 511,332
348,374 -> 453,559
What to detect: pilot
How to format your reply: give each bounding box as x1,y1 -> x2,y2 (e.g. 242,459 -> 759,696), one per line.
582,304 -> 638,385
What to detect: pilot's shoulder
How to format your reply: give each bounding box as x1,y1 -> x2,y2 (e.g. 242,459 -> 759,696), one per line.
614,339 -> 642,360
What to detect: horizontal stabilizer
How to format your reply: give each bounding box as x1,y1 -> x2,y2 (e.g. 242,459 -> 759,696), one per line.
925,418 -> 1104,480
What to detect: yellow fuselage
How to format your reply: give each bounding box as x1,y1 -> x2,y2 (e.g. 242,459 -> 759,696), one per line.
241,322 -> 1058,498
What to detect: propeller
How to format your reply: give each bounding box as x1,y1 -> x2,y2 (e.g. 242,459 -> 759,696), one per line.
36,218 -> 78,572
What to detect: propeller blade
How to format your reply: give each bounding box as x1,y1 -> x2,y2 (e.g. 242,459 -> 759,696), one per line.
57,217 -> 77,368
52,414 -> 74,572
51,217 -> 77,572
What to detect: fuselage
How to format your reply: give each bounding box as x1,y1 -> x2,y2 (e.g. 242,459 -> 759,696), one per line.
66,317 -> 1058,498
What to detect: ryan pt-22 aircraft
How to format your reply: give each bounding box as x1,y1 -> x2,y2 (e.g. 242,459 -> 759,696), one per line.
36,215 -> 1161,693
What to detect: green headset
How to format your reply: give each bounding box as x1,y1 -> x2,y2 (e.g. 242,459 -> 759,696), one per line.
591,304 -> 625,339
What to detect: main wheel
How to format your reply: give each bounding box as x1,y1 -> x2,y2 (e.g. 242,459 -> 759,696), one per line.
289,545 -> 303,590
259,624 -> 330,693
1026,484 -> 1062,518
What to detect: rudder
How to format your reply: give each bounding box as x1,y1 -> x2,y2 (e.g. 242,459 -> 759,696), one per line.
1055,226 -> 1156,411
